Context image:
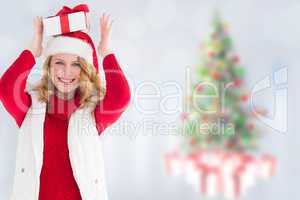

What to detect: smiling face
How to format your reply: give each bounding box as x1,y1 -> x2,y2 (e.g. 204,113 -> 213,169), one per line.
49,53 -> 82,95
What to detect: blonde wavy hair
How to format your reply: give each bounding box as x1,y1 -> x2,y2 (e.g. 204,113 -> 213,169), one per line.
32,56 -> 106,109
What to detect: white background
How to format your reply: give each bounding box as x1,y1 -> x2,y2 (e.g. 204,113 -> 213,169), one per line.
0,0 -> 299,199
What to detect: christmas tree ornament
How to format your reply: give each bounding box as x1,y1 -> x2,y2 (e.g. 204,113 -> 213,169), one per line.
233,78 -> 242,87
208,50 -> 215,58
211,32 -> 217,40
211,71 -> 221,80
246,123 -> 255,130
218,61 -> 225,69
180,112 -> 189,121
240,93 -> 249,102
232,55 -> 240,64
196,84 -> 204,93
207,62 -> 214,68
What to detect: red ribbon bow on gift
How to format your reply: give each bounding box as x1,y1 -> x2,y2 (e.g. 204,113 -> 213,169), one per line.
56,4 -> 90,15
55,4 -> 90,34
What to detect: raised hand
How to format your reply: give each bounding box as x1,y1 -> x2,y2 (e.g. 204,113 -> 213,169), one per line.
28,16 -> 43,58
97,13 -> 113,57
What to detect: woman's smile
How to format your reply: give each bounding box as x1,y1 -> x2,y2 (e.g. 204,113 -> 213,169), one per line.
57,76 -> 76,84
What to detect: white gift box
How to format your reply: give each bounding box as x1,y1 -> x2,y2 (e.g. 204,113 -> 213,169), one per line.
198,164 -> 222,197
243,160 -> 257,189
164,151 -> 183,177
198,152 -> 223,197
222,152 -> 257,199
258,155 -> 277,180
184,158 -> 199,188
43,11 -> 89,36
222,153 -> 243,199
170,159 -> 183,177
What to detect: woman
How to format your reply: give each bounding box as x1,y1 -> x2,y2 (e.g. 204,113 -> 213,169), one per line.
0,4 -> 131,200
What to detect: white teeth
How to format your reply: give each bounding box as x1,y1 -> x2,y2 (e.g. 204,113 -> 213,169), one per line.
58,77 -> 74,84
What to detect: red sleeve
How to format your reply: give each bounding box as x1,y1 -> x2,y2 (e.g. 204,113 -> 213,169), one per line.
0,49 -> 36,127
94,54 -> 131,135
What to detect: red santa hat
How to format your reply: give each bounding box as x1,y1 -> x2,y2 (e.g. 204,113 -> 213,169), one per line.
42,4 -> 99,72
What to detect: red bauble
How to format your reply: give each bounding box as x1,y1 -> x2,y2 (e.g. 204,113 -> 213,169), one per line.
212,71 -> 221,80
206,136 -> 213,144
202,115 -> 209,122
196,85 -> 204,93
211,32 -> 217,40
180,112 -> 189,121
234,78 -> 242,87
208,51 -> 215,58
232,55 -> 240,64
240,94 -> 249,102
207,63 -> 214,68
190,138 -> 197,145
246,123 -> 255,130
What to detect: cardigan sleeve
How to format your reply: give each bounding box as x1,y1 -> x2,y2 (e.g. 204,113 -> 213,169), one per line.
94,54 -> 131,135
0,49 -> 36,127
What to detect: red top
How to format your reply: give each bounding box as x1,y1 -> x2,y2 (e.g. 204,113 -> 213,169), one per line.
0,50 -> 131,200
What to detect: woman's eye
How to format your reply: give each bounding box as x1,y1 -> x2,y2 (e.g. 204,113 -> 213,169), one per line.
55,61 -> 64,65
72,63 -> 81,67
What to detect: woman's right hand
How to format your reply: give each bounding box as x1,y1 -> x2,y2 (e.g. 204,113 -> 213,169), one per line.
28,16 -> 43,58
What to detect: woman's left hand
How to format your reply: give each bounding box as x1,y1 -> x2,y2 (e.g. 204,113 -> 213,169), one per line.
98,13 -> 113,57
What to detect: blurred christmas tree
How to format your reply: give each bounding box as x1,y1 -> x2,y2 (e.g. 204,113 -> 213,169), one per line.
179,13 -> 266,153
165,13 -> 276,199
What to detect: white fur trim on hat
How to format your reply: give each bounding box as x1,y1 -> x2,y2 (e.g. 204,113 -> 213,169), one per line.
42,36 -> 93,64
